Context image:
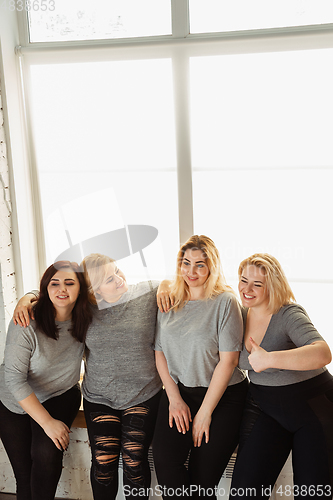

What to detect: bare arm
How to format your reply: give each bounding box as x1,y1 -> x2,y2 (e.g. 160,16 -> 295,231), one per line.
248,338 -> 332,373
18,393 -> 70,451
192,351 -> 239,447
13,293 -> 37,327
156,280 -> 174,313
155,350 -> 192,433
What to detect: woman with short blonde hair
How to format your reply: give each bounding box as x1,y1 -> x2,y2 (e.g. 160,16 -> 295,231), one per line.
230,253 -> 333,499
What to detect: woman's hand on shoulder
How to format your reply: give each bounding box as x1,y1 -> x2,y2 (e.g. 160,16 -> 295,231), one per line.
13,294 -> 36,327
192,408 -> 211,447
42,417 -> 71,451
248,337 -> 271,372
169,397 -> 192,434
157,280 -> 174,313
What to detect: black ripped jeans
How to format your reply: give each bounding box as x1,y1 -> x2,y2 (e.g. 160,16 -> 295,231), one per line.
84,390 -> 162,500
0,384 -> 81,500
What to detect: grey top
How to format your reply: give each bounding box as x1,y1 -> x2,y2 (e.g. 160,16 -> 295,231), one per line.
155,292 -> 246,387
82,281 -> 162,410
0,319 -> 84,414
238,304 -> 327,386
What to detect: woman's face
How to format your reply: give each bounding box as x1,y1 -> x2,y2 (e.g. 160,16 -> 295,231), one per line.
47,269 -> 80,314
238,264 -> 269,309
95,262 -> 128,303
180,249 -> 210,289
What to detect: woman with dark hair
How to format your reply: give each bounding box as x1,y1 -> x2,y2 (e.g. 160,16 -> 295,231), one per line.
13,253 -> 163,500
0,261 -> 92,500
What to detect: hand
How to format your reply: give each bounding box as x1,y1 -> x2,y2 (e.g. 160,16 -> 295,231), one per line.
13,296 -> 35,327
169,398 -> 192,434
248,337 -> 271,373
42,418 -> 71,451
192,408 -> 211,447
157,280 -> 174,313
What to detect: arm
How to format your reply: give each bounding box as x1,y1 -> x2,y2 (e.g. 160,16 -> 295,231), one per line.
18,393 -> 70,451
248,337 -> 332,373
155,350 -> 192,433
156,280 -> 174,313
13,293 -> 37,327
192,351 -> 239,447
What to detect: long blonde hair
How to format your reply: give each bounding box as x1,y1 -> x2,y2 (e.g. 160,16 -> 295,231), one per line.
81,253 -> 115,305
238,253 -> 296,314
171,235 -> 234,311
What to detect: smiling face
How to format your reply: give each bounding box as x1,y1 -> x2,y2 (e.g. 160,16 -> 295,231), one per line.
238,264 -> 269,310
95,262 -> 128,304
180,248 -> 210,295
47,268 -> 81,320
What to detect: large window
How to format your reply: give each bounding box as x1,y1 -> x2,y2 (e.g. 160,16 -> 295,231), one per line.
14,2 -> 333,359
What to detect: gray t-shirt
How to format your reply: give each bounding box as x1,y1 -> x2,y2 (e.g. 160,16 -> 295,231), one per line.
0,319 -> 84,414
81,281 -> 162,410
238,304 -> 326,386
155,292 -> 246,387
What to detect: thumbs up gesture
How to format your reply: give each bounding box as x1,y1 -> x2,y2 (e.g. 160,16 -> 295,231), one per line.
248,337 -> 271,373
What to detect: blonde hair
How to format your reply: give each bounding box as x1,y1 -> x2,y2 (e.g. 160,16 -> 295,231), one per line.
171,235 -> 234,311
81,253 -> 115,305
238,253 -> 296,314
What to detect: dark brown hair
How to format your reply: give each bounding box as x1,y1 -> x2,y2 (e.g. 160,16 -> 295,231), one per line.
33,261 -> 93,342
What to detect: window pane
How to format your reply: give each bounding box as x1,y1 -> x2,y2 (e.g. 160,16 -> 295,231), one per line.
28,0 -> 171,43
29,58 -> 178,282
190,0 -> 333,33
190,49 -> 333,170
190,48 -> 333,356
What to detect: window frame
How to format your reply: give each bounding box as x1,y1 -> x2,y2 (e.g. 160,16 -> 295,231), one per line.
17,0 -> 333,47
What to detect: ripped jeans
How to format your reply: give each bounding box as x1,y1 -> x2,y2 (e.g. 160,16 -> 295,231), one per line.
84,390 -> 162,500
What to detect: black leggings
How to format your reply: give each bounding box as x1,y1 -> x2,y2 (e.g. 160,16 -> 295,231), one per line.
229,371 -> 333,500
152,378 -> 249,500
83,390 -> 162,500
0,384 -> 81,500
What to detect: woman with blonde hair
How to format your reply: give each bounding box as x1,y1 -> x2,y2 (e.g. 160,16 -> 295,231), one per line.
229,253 -> 333,500
152,235 -> 248,500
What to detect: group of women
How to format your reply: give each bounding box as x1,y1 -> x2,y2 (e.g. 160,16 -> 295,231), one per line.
0,235 -> 332,500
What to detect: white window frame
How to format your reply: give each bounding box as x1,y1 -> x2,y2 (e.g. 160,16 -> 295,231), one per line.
3,0 -> 333,290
